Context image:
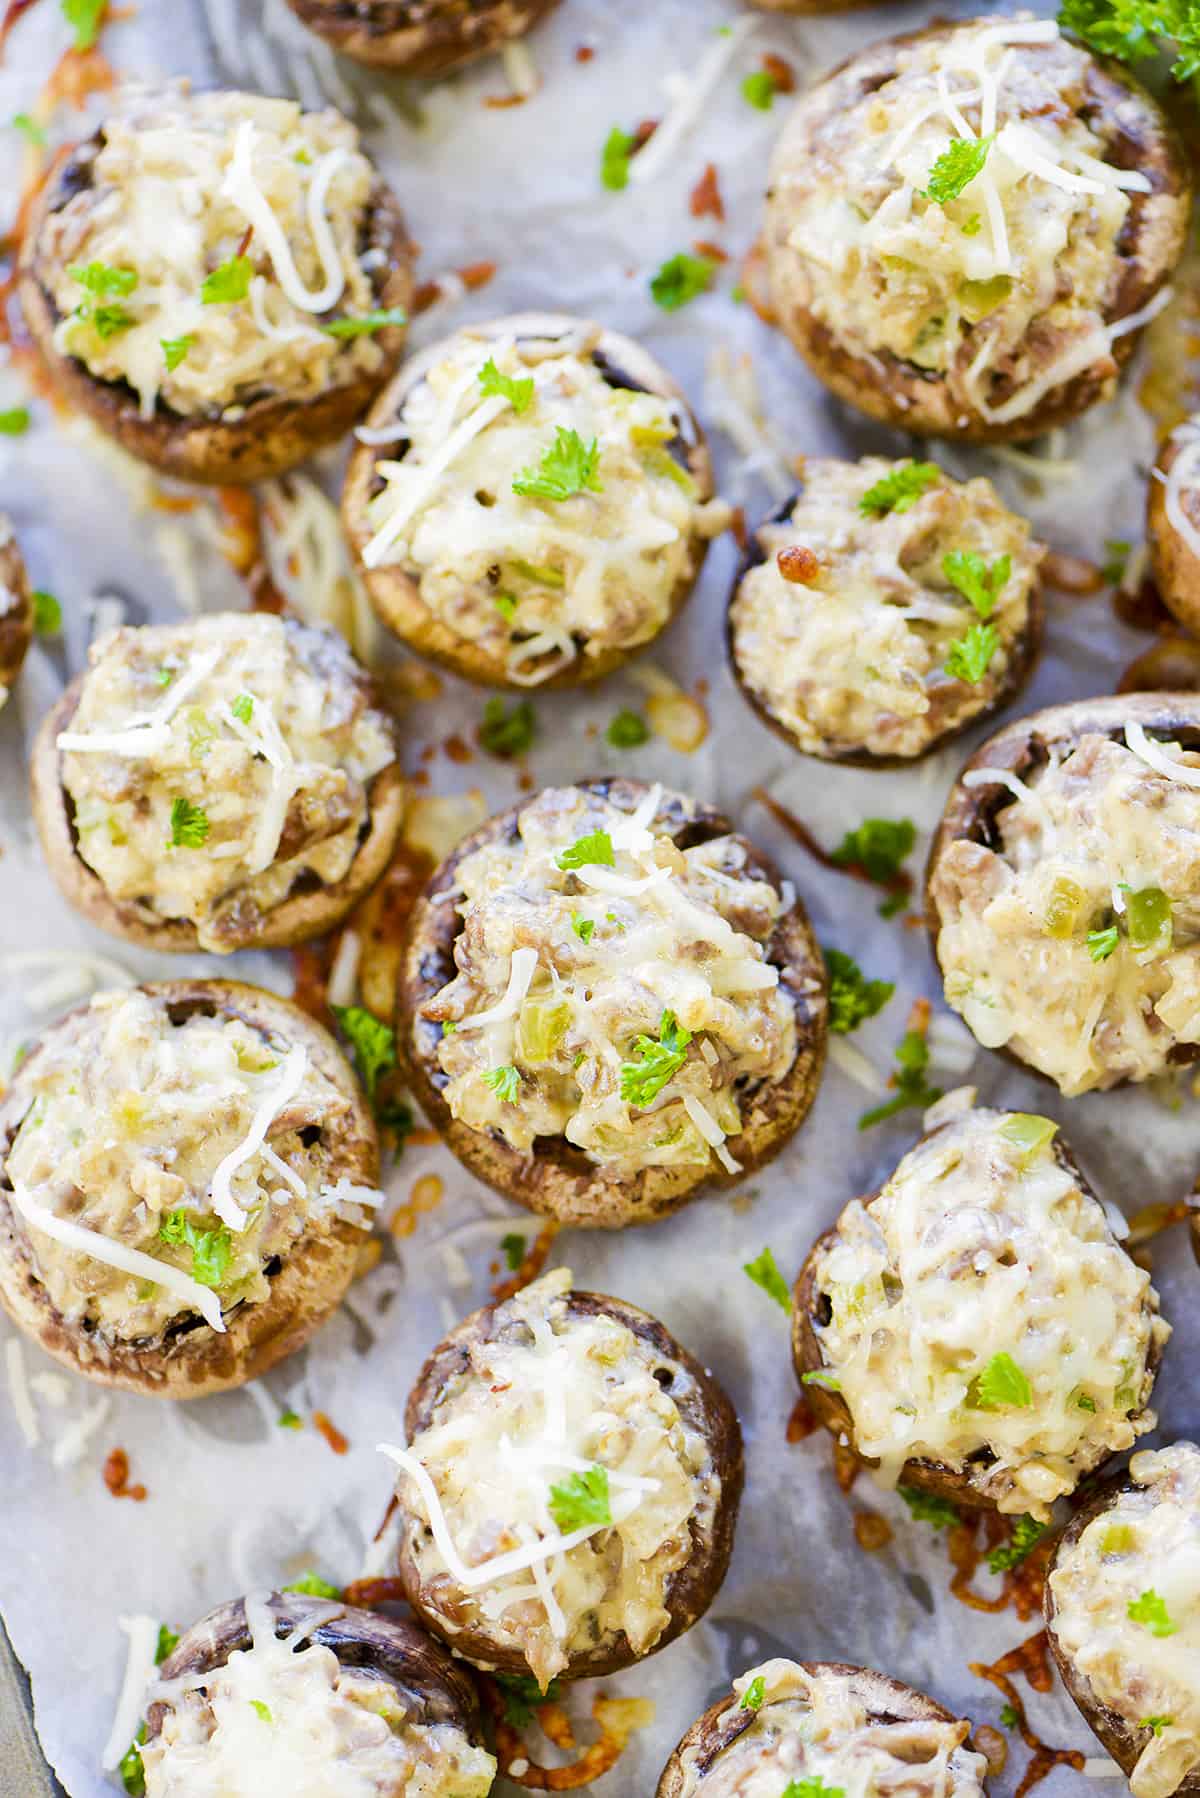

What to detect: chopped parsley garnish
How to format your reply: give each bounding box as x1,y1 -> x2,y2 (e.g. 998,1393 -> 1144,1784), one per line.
512,427 -> 602,501
501,1232 -> 526,1271
967,1351 -> 1033,1411
740,1675 -> 767,1711
1000,1704 -> 1020,1729
1074,1391 -> 1098,1412
478,356 -> 534,412
741,68 -> 777,109
496,1673 -> 562,1728
571,914 -> 595,943
1103,537 -> 1131,584
0,407 -> 29,435
12,113 -> 46,147
1059,0 -> 1200,80
620,1009 -> 692,1107
987,1514 -> 1045,1573
118,1725 -> 146,1797
781,1778 -> 845,1798
606,708 -> 650,749
898,1486 -> 960,1529
230,692 -> 254,724
801,1369 -> 842,1391
331,1004 -> 395,1100
1088,923 -> 1120,961
858,1028 -> 941,1129
155,667 -> 174,686
920,133 -> 995,204
483,1064 -> 521,1103
548,1465 -> 611,1531
858,462 -> 941,518
282,1571 -> 342,1599
600,124 -> 636,190
743,1246 -> 791,1313
378,1097 -> 414,1150
201,254 -> 254,305
250,1701 -> 272,1723
479,696 -> 536,757
161,334 -> 194,372
494,591 -> 517,622
159,1209 -> 232,1288
82,304 -> 134,339
321,307 -> 407,338
823,947 -> 894,1035
943,549 -> 1011,618
557,829 -> 615,871
62,0 -> 105,50
1128,1589 -> 1177,1636
650,251 -> 716,312
32,590 -> 61,635
961,214 -> 983,236
1141,1716 -> 1173,1735
70,260 -> 137,296
944,620 -> 999,685
278,1408 -> 303,1429
830,817 -> 916,918
166,795 -> 210,849
155,1626 -> 179,1664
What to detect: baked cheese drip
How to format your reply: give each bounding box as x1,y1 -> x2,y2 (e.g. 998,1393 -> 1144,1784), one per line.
769,17 -> 1145,426
677,1660 -> 988,1797
361,326 -> 727,682
731,459 -> 1040,758
41,84 -> 385,417
425,785 -> 796,1173
3,988 -> 363,1342
1049,1444 -> 1200,1798
391,1269 -> 719,1689
142,1597 -> 495,1798
932,728 -> 1200,1092
810,1104 -> 1167,1518
59,612 -> 395,953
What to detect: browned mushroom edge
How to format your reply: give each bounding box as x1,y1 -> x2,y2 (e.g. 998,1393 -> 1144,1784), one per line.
1147,435 -> 1200,639
0,527 -> 33,697
281,0 -> 563,77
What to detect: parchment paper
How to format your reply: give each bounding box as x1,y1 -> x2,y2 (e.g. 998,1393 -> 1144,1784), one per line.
1,0 -> 1197,1792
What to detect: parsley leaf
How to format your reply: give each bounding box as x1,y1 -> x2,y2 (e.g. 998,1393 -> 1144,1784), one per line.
823,947 -> 894,1035
801,1369 -> 841,1391
278,1408 -> 303,1429
501,1231 -> 526,1271
80,303 -> 134,339
32,590 -> 61,635
159,1209 -> 232,1288
620,1009 -> 692,1107
282,1571 -> 342,1599
557,829 -> 615,871
601,124 -> 637,190
1102,537 -> 1131,584
899,1486 -> 961,1529
858,1027 -> 942,1129
166,795 -> 209,849
483,1064 -> 521,1103
920,133 -> 995,204
548,1465 -> 611,1531
1128,1589 -> 1177,1636
859,462 -> 941,517
478,355 -> 535,413
830,818 -> 916,891
513,427 -> 602,501
0,407 -> 29,435
249,1700 -> 272,1723
155,1626 -> 179,1665
496,1674 -> 562,1727
944,620 -> 999,685
479,696 -> 536,757
62,0 -> 105,51
201,255 -> 253,305
606,708 -> 649,749
740,1674 -> 767,1711
12,113 -> 46,147
743,1246 -> 791,1313
118,1726 -> 146,1797
230,692 -> 254,724
332,1005 -> 395,1100
1088,923 -> 1120,961
1000,1704 -> 1020,1729
572,914 -> 595,943
1060,0 -> 1200,80
161,334 -> 193,372
943,549 -> 1011,618
782,1778 -> 845,1798
69,260 -> 137,296
1141,1715 -> 1173,1735
987,1514 -> 1045,1573
321,307 -> 407,338
967,1351 -> 1033,1411
650,251 -> 716,312
741,69 -> 777,109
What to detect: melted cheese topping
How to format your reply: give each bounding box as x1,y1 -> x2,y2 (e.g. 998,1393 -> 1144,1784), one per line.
1049,1444 -> 1200,1798
392,1269 -> 720,1689
3,987 -> 358,1341
768,19 -> 1139,423
39,84 -> 384,418
933,729 -> 1200,1092
810,1107 -> 1167,1518
142,1596 -> 495,1798
362,327 -> 727,681
426,785 -> 797,1173
731,459 -> 1041,758
59,612 -> 395,954
677,1660 -> 988,1797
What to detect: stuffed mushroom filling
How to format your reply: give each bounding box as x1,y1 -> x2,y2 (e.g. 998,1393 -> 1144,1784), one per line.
360,328 -> 726,683
386,1269 -> 721,1689
38,84 -> 391,419
731,459 -> 1040,758
143,1595 -> 495,1798
423,786 -> 797,1174
678,1660 -> 988,1797
932,725 -> 1200,1092
58,612 -> 395,953
808,1101 -> 1167,1518
2,987 -> 374,1342
1049,1444 -> 1200,1798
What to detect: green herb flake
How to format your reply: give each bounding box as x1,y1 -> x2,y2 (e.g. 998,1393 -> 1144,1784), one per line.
920,133 -> 995,204
650,252 -> 716,313
1059,0 -> 1200,81
740,1674 -> 767,1712
823,946 -> 894,1035
1142,1716 -> 1173,1735
961,213 -> 983,236
858,1028 -> 942,1130
557,829 -> 615,872
601,124 -> 637,190
118,1725 -> 146,1798
1000,1704 -> 1020,1729
249,1700 -> 272,1723
282,1571 -> 342,1599
0,407 -> 30,435
1102,538 -> 1131,584
858,462 -> 941,518
32,590 -> 62,635
501,1232 -> 526,1271
548,1464 -> 611,1531
154,1626 -> 179,1665
166,796 -> 210,850
479,696 -> 536,758
12,112 -> 46,147
606,708 -> 650,749
278,1408 -> 303,1430
159,1209 -> 232,1288
943,549 -> 1011,618
1074,1391 -> 1098,1412
321,307 -> 407,338
70,260 -> 137,296
62,0 -> 105,50
1128,1589 -> 1177,1636
898,1486 -> 960,1529
513,427 -> 602,502
496,1674 -> 562,1728
743,1246 -> 791,1314
571,914 -> 595,943
478,355 -> 534,413
967,1351 -> 1033,1411
987,1514 -> 1045,1574
741,68 -> 777,110
494,591 -> 518,622
801,1369 -> 842,1391
86,303 -> 135,339
201,254 -> 254,305
945,620 -> 999,685
1087,923 -> 1120,962
161,334 -> 194,372
229,692 -> 254,724
620,1009 -> 692,1107
483,1064 -> 521,1104
331,1004 -> 396,1100
781,1778 -> 845,1798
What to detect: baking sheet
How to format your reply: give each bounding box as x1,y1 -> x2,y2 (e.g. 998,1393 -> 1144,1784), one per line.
1,0 -> 1198,1792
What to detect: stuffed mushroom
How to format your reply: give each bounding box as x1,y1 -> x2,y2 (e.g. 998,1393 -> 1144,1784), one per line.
1148,420 -> 1200,637
793,1095 -> 1168,1519
656,1658 -> 990,1796
343,314 -> 726,689
0,516 -> 33,706
927,694 -> 1200,1093
0,980 -> 379,1398
1046,1442 -> 1200,1798
397,778 -> 827,1227
140,1591 -> 495,1795
19,83 -> 412,485
764,16 -> 1189,442
32,610 -> 403,955
281,0 -> 561,75
380,1268 -> 743,1689
729,457 -> 1043,763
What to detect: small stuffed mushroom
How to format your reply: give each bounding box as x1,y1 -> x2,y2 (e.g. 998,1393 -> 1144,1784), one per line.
927,694 -> 1200,1093
32,610 -> 403,955
0,980 -> 380,1398
764,17 -> 1190,442
397,778 -> 827,1228
142,1592 -> 495,1795
1046,1442 -> 1200,1798
281,0 -> 562,76
729,458 -> 1043,763
793,1096 -> 1168,1520
1147,422 -> 1200,636
343,313 -> 726,690
656,1658 -> 990,1797
381,1268 -> 743,1690
18,83 -> 412,485
0,516 -> 34,705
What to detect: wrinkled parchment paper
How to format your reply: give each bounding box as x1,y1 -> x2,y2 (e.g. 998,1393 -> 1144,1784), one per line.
2,0 -> 1199,1791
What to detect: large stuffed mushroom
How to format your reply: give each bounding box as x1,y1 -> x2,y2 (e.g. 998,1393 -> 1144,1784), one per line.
764,16 -> 1190,442
397,778 -> 827,1227
793,1094 -> 1168,1519
19,84 -> 412,485
0,980 -> 379,1398
342,314 -> 726,690
31,611 -> 404,955
0,516 -> 34,706
381,1269 -> 743,1689
140,1592 -> 495,1795
281,0 -> 562,76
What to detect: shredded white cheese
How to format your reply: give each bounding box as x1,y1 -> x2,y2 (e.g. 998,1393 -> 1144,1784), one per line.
208,1045 -> 309,1231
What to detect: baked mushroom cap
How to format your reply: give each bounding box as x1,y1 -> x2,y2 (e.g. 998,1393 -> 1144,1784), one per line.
0,516 -> 33,703
792,1099 -> 1168,1519
31,610 -> 404,955
655,1657 -> 990,1796
0,979 -> 378,1398
927,693 -> 1200,1093
764,17 -> 1190,443
397,777 -> 827,1228
385,1270 -> 743,1687
343,312 -> 723,690
281,0 -> 562,76
18,85 -> 413,485
728,458 -> 1044,764
1147,426 -> 1200,637
143,1592 -> 495,1795
1045,1442 -> 1200,1798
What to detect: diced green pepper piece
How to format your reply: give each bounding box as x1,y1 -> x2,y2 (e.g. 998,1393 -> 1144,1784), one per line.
517,996 -> 570,1064
998,1113 -> 1057,1166
1125,886 -> 1172,953
1044,876 -> 1086,940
